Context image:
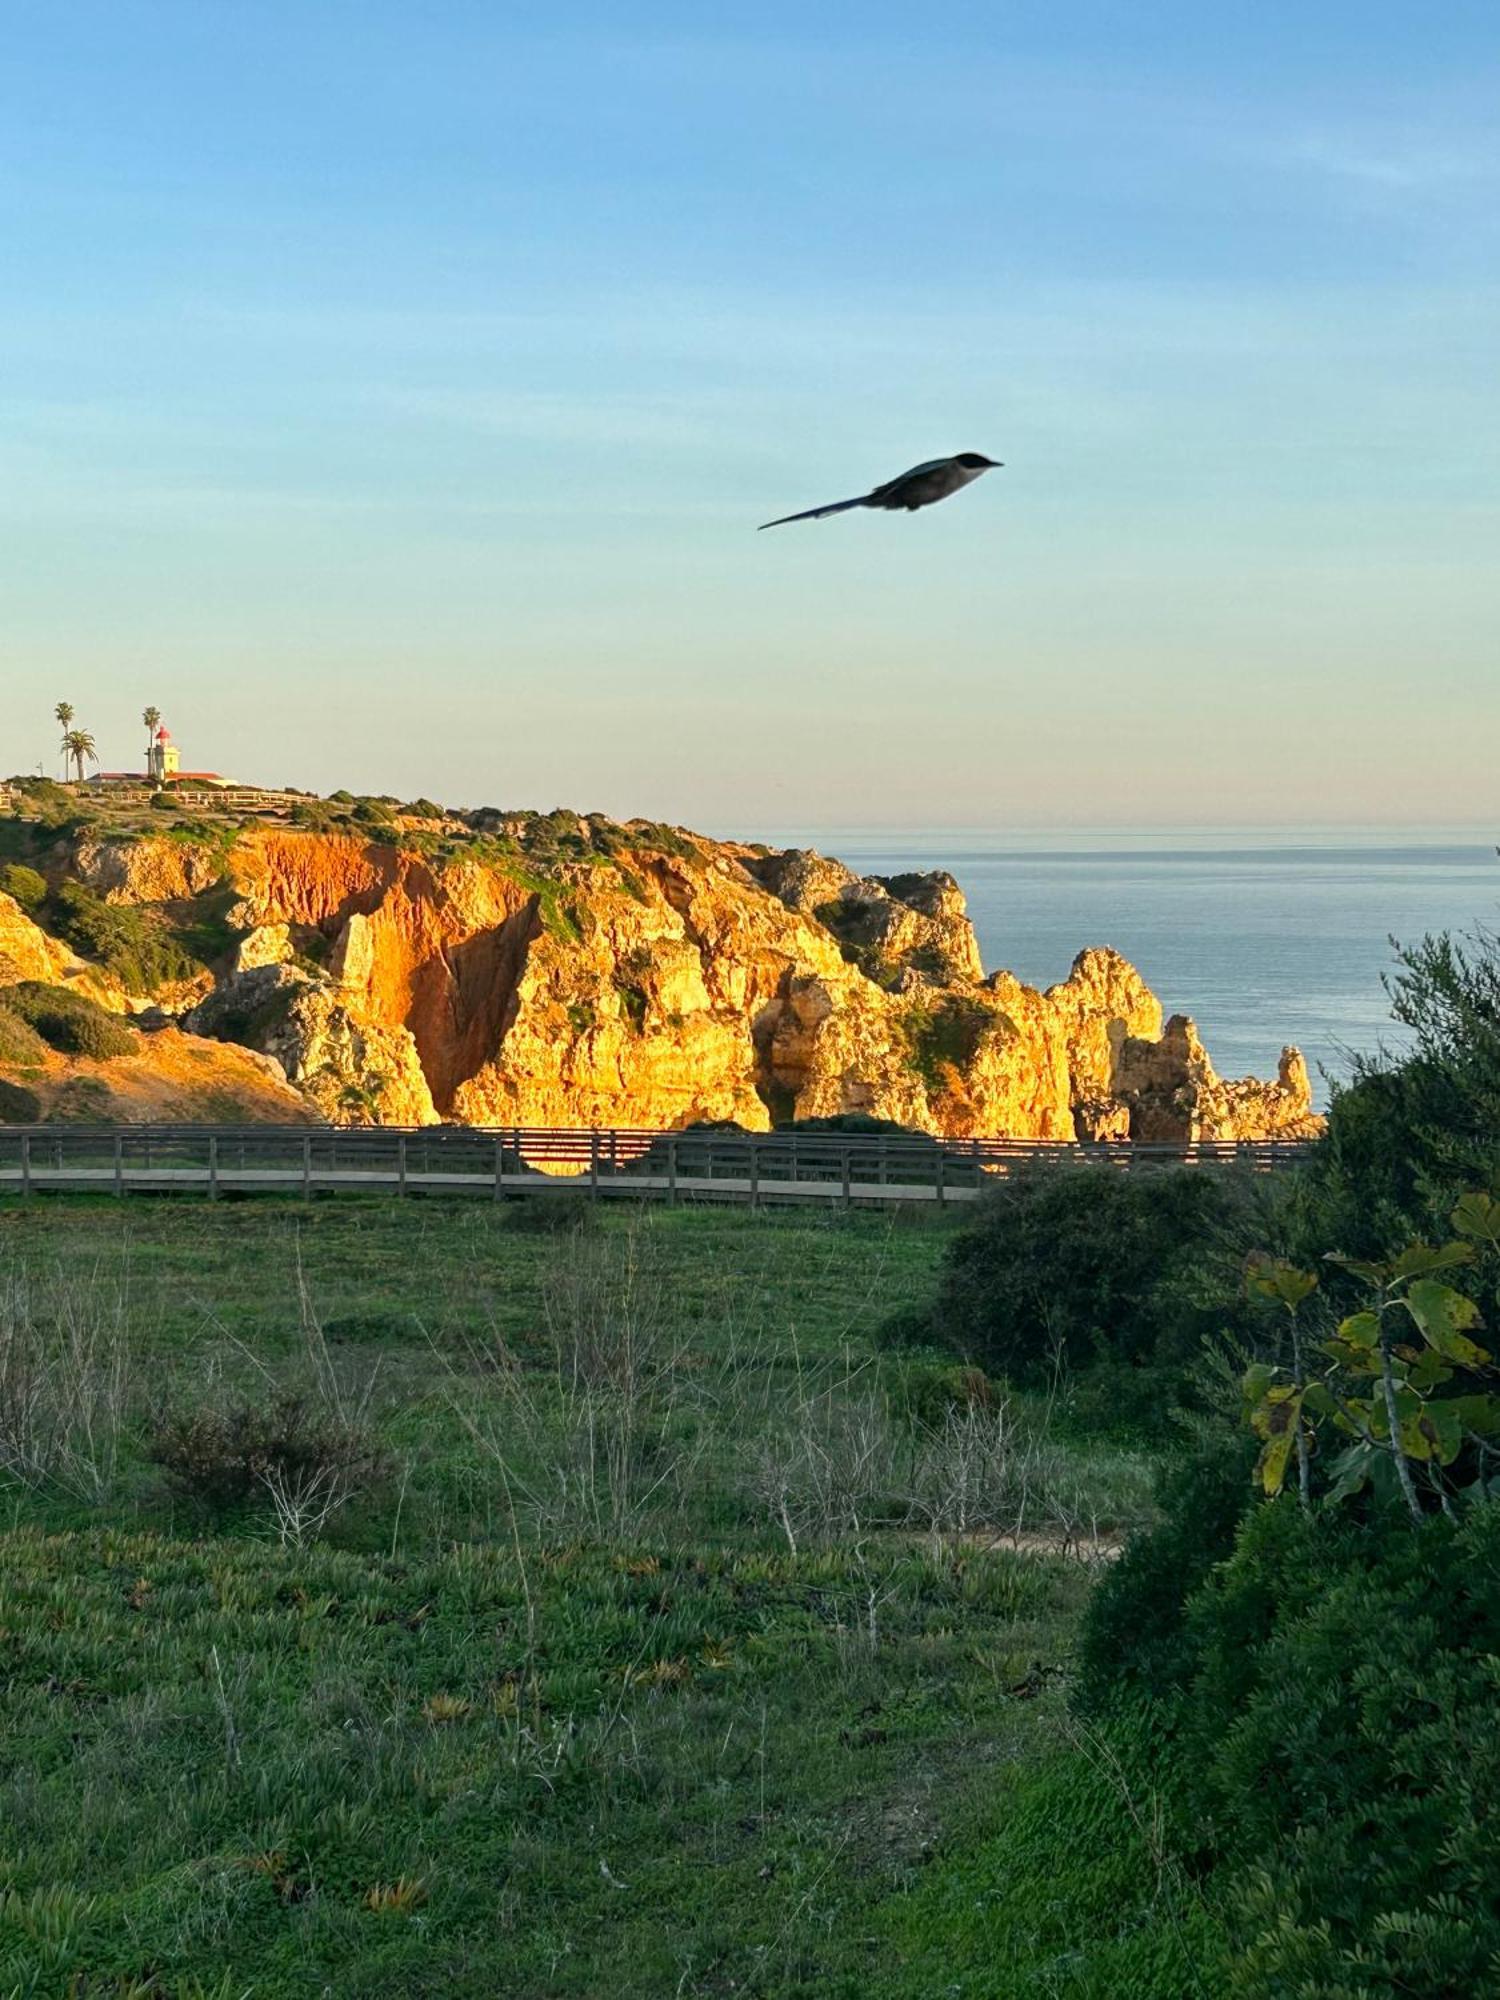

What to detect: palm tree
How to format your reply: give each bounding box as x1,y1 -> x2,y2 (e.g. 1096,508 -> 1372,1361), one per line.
61,729 -> 98,784
54,701 -> 74,778
142,705 -> 161,771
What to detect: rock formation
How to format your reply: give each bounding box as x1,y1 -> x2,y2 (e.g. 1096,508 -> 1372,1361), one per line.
0,816 -> 1322,1140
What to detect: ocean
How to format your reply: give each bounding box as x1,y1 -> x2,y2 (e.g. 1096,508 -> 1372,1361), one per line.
766,828 -> 1500,1106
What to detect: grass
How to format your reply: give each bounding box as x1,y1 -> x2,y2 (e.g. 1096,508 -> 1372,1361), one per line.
0,1199 -> 1175,1996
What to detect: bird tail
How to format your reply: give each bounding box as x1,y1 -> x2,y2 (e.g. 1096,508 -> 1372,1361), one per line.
757,495 -> 866,531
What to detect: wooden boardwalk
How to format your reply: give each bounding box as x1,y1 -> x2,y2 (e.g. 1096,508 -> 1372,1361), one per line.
0,1124 -> 1314,1209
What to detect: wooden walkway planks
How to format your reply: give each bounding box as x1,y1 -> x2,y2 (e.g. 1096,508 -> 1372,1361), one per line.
0,1122 -> 1314,1209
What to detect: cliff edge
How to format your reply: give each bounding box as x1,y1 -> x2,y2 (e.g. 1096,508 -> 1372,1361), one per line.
0,806 -> 1321,1140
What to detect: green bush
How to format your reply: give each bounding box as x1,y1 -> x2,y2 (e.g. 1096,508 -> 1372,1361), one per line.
0,1079 -> 42,1122
1190,1502 -> 1500,1994
1075,1424 -> 1255,1710
149,789 -> 182,811
2,983 -> 135,1059
506,1192 -> 596,1235
933,1165 -> 1261,1395
11,778 -> 79,830
1290,925 -> 1500,1267
51,882 -> 201,992
0,863 -> 46,911
0,1004 -> 49,1066
148,1392 -> 385,1522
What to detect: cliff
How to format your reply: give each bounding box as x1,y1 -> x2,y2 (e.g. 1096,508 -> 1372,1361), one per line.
0,810 -> 1321,1141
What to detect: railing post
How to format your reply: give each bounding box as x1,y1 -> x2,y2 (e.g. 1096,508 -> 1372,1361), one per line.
208,1134 -> 219,1200
667,1136 -> 678,1207
302,1133 -> 312,1202
842,1144 -> 852,1212
113,1131 -> 123,1198
493,1135 -> 504,1199
749,1137 -> 759,1210
20,1132 -> 31,1198
936,1147 -> 946,1207
589,1128 -> 600,1201
398,1134 -> 408,1196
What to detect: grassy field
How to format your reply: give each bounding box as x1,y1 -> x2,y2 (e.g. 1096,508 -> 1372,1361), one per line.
0,1197 -> 1194,1997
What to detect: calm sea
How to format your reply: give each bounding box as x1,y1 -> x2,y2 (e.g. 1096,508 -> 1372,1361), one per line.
761,828 -> 1500,1106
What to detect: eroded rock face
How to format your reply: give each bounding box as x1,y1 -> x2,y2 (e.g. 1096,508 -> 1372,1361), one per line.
184,964 -> 436,1126
73,836 -> 223,904
1115,1014 -> 1321,1142
748,850 -> 985,985
11,823 -> 1321,1140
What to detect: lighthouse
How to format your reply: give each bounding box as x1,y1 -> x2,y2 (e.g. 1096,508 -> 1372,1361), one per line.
147,726 -> 181,784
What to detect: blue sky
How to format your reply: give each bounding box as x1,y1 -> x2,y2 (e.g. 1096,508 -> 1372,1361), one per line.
4,2 -> 1497,827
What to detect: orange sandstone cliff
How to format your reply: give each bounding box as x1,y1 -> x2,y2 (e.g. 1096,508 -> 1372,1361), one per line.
0,814 -> 1321,1140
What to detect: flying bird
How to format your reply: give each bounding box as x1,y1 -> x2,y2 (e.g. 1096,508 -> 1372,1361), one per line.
758,452 -> 1001,531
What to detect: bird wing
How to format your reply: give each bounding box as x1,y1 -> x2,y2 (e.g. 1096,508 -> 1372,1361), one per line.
758,494 -> 868,531
869,458 -> 950,501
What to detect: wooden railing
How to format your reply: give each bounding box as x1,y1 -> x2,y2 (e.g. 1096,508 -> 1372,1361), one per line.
0,1123 -> 1316,1208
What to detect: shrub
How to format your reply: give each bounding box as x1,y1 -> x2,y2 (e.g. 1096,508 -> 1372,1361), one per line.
149,789 -> 182,811
0,1080 -> 41,1122
2,984 -> 134,1060
899,994 -> 997,1090
11,778 -> 79,830
50,882 -> 201,991
1290,923 -> 1500,1266
1075,1422 -> 1255,1711
0,864 -> 45,912
290,800 -> 337,831
783,1112 -> 919,1136
1187,1500 -> 1500,1995
933,1165 -> 1261,1395
0,1005 -> 49,1066
507,1193 -> 597,1235
148,1391 -> 385,1530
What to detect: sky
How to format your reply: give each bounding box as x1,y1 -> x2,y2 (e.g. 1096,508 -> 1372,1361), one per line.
3,1 -> 1498,832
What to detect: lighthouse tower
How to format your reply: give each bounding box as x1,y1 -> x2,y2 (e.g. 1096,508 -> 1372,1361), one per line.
148,725 -> 180,785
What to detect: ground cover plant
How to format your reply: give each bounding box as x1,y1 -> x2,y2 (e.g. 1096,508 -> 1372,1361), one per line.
1064,921 -> 1500,1998
0,1197 -> 1161,1997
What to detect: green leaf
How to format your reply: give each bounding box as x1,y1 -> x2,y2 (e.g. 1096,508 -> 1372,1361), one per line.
1246,1256 -> 1319,1308
1319,1337 -> 1382,1376
1445,1392 -> 1500,1435
1257,1427 -> 1297,1496
1337,1311 -> 1381,1350
1403,1279 -> 1490,1365
1249,1385 -> 1303,1442
1452,1191 -> 1500,1244
1407,1348 -> 1457,1393
1419,1401 -> 1465,1467
1325,1252 -> 1389,1285
1330,1396 -> 1374,1437
1390,1240 -> 1474,1279
1323,1441 -> 1374,1505
1242,1361 -> 1277,1403
1397,1412 -> 1435,1460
